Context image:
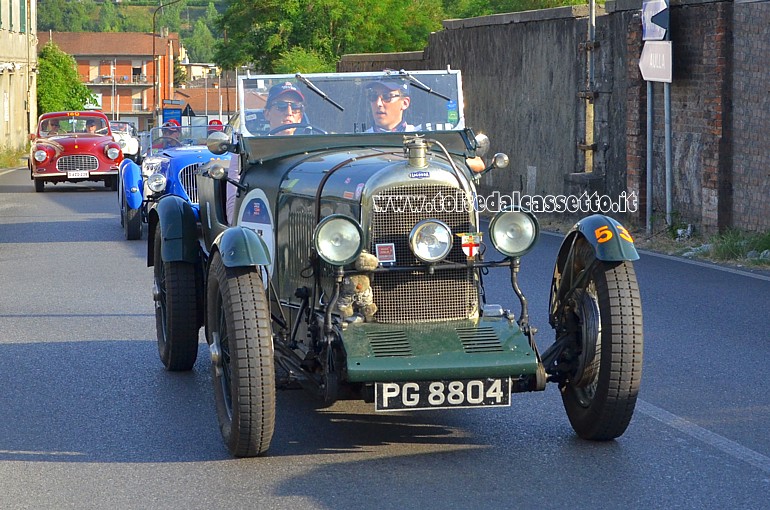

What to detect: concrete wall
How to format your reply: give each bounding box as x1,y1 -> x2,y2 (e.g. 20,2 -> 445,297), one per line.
0,0 -> 37,152
340,0 -> 770,234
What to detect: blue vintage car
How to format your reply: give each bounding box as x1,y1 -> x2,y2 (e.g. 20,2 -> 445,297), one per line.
118,123 -> 232,240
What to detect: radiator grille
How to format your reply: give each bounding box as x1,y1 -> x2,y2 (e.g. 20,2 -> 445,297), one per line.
370,184 -> 477,323
56,155 -> 99,172
179,163 -> 201,203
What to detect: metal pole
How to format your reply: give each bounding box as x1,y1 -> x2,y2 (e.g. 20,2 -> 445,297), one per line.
664,81 -> 672,226
152,0 -> 183,128
646,81 -> 653,234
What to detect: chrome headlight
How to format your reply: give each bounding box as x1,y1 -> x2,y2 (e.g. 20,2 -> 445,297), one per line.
118,139 -> 126,148
106,147 -> 121,160
409,219 -> 453,263
146,172 -> 167,193
313,215 -> 363,266
489,209 -> 539,257
33,150 -> 48,162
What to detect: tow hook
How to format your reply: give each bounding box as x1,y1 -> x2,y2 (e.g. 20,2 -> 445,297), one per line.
210,332 -> 223,376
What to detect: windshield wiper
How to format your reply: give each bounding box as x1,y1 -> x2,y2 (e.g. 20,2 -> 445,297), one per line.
393,69 -> 451,101
295,73 -> 344,112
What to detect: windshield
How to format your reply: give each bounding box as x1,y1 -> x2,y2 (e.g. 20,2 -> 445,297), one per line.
235,70 -> 464,137
38,114 -> 108,137
149,124 -> 233,155
110,122 -> 136,136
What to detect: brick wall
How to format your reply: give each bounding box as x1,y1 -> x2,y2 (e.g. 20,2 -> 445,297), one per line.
340,0 -> 770,234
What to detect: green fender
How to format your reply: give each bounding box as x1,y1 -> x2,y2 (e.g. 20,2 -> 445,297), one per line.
151,195 -> 200,265
566,214 -> 639,262
548,214 -> 638,325
213,226 -> 271,267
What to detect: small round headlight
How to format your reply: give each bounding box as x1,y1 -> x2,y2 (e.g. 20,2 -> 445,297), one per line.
118,139 -> 126,148
209,163 -> 227,180
147,172 -> 167,193
409,219 -> 453,263
489,210 -> 539,257
106,147 -> 121,160
313,215 -> 363,266
34,149 -> 48,162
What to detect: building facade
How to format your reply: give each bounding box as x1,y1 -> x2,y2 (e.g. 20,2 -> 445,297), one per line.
0,0 -> 37,151
38,31 -> 180,131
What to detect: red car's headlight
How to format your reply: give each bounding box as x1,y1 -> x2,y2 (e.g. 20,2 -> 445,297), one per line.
33,145 -> 54,163
105,143 -> 122,160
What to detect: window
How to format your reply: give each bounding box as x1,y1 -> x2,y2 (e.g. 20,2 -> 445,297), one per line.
20,0 -> 26,33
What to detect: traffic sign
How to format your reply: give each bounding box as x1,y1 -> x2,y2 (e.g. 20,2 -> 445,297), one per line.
639,41 -> 672,83
642,0 -> 668,41
182,104 -> 196,117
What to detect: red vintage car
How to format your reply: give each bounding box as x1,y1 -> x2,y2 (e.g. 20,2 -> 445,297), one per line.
29,111 -> 123,192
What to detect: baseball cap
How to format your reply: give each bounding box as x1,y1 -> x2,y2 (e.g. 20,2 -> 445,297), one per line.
365,78 -> 409,96
266,82 -> 305,107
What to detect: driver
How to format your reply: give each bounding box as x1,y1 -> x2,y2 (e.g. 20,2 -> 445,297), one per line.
154,120 -> 181,148
264,81 -> 305,135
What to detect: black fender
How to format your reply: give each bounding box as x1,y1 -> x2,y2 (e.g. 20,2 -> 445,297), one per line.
147,195 -> 200,267
548,214 -> 638,324
213,226 -> 271,268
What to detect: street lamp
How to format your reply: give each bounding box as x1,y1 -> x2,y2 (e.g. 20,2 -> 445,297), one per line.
152,0 -> 184,127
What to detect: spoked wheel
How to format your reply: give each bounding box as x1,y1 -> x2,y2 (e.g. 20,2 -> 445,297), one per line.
559,242 -> 643,440
153,227 -> 200,371
207,251 -> 275,457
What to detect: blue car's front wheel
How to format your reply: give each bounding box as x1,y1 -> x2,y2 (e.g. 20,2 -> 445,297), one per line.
153,227 -> 200,371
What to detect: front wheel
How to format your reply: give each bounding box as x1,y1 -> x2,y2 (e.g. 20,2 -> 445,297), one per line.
34,179 -> 44,192
207,252 -> 275,457
153,227 -> 200,370
559,244 -> 643,440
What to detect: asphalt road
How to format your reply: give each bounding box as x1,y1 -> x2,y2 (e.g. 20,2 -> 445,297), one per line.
1,166 -> 769,509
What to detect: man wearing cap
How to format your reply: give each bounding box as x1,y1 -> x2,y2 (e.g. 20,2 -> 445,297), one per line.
365,79 -> 415,133
264,81 -> 306,135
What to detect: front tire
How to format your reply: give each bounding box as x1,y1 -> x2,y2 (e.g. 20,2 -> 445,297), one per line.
207,252 -> 275,457
560,243 -> 643,440
124,205 -> 142,240
153,227 -> 199,370
34,179 -> 44,192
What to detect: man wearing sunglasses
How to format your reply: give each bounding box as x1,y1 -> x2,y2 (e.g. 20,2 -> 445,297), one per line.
264,81 -> 306,135
365,79 -> 415,133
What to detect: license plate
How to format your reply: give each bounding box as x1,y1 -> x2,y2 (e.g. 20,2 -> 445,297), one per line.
67,170 -> 89,179
375,378 -> 511,412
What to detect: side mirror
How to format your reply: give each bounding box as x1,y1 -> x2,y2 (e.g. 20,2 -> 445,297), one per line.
474,152 -> 509,180
206,131 -> 232,155
28,133 -> 37,141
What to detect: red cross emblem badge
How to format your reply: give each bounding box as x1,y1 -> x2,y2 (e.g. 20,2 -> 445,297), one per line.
458,233 -> 482,258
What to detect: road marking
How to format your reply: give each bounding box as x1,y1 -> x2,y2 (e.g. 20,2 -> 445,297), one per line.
0,167 -> 23,177
637,399 -> 770,474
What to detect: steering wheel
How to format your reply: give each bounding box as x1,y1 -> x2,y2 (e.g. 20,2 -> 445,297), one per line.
155,136 -> 182,147
267,123 -> 327,136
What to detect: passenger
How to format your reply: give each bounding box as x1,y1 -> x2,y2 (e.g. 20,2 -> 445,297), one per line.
85,119 -> 98,134
365,79 -> 415,133
264,82 -> 306,135
40,119 -> 58,136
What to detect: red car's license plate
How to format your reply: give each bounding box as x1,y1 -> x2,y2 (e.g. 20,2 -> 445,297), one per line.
67,170 -> 89,179
375,378 -> 511,412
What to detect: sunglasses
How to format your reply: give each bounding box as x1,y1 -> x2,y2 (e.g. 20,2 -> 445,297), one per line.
270,101 -> 304,112
367,91 -> 403,103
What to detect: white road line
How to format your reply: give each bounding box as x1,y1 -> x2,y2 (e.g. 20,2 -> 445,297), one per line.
637,399 -> 770,474
0,167 -> 23,177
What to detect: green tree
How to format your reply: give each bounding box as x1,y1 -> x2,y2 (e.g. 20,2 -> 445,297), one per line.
273,47 -> 335,74
98,0 -> 122,32
37,43 -> 96,114
186,18 -> 216,62
37,0 -> 66,31
214,0 -> 444,73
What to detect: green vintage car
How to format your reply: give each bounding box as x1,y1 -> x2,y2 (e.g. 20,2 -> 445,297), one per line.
149,69 -> 643,457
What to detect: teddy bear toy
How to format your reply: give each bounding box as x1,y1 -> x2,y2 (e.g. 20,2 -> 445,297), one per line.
336,274 -> 377,322
335,251 -> 380,322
